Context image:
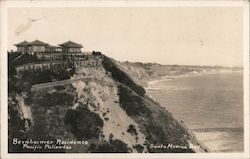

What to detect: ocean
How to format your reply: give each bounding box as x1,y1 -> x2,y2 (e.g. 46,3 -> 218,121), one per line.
146,71 -> 244,152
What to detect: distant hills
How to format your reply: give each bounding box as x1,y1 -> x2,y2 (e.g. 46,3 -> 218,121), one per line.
115,60 -> 243,87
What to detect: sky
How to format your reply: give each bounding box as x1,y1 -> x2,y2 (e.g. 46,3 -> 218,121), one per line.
8,7 -> 243,66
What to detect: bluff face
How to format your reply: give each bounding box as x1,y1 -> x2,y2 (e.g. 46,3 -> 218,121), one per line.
8,52 -> 207,153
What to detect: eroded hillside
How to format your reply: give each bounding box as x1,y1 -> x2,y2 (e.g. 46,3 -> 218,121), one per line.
8,52 -> 207,153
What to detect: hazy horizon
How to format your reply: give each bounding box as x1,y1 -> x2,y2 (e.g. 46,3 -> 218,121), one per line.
118,59 -> 243,68
8,7 -> 243,67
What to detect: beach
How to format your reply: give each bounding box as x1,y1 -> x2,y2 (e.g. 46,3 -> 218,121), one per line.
145,71 -> 244,152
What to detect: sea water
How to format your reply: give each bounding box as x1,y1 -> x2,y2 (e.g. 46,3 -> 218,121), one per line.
146,72 -> 244,152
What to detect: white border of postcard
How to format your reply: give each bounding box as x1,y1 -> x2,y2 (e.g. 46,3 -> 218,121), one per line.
0,0 -> 249,159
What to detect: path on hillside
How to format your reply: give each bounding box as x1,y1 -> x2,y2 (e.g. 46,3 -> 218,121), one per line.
31,77 -> 114,91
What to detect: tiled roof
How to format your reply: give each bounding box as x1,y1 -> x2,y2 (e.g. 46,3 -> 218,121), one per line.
59,41 -> 83,48
48,45 -> 61,48
15,40 -> 83,48
15,41 -> 29,46
29,40 -> 48,46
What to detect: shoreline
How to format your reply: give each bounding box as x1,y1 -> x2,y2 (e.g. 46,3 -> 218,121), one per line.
145,70 -> 243,90
144,70 -> 244,152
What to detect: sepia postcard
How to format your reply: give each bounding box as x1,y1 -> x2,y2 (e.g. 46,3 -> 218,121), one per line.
0,0 -> 249,159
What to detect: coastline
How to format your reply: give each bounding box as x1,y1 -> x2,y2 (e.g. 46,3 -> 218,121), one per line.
145,70 -> 243,90
144,70 -> 244,152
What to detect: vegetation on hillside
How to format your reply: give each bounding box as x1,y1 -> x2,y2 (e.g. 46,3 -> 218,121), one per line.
117,85 -> 151,116
102,55 -> 145,96
8,97 -> 30,152
117,83 -> 195,153
8,52 -> 40,67
64,106 -> 104,140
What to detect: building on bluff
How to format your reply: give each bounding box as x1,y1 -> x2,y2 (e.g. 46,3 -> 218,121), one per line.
15,40 -> 86,60
14,40 -> 103,77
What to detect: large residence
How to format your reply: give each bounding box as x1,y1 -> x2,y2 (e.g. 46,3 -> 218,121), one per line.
15,40 -> 87,61
13,40 -> 103,76
15,40 -> 82,53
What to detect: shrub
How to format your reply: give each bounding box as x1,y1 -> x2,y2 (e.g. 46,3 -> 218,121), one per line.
133,144 -> 144,153
64,106 -> 103,140
92,51 -> 102,56
127,124 -> 138,136
117,85 -> 151,116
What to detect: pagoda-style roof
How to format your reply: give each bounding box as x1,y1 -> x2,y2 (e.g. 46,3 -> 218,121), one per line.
59,41 -> 83,48
29,40 -> 48,46
15,41 -> 29,46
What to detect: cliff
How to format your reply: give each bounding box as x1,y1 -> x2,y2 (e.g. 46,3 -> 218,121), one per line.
8,52 -> 207,153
